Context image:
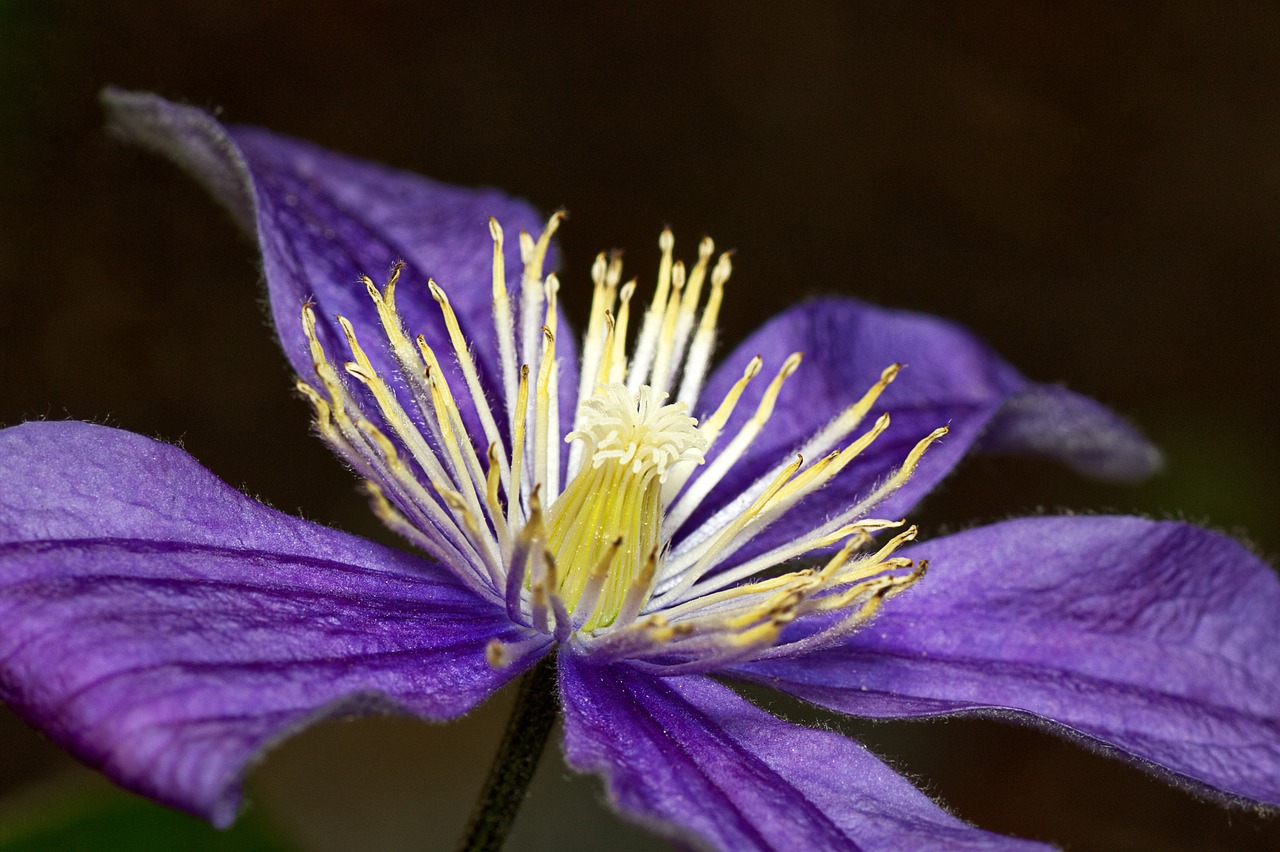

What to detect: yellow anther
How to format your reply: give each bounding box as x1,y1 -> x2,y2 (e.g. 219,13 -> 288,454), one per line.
300,302 -> 326,369
596,310 -> 617,390
649,260 -> 685,393
605,251 -> 624,288
543,273 -> 560,338
427,280 -> 466,348
525,210 -> 565,285
732,619 -> 784,648
354,417 -> 399,466
612,546 -> 660,628
486,442 -> 510,550
675,237 -> 714,339
534,325 -> 557,492
845,427 -> 949,519
489,218 -> 505,294
573,536 -> 624,628
383,262 -> 404,310
486,639 -> 508,668
701,356 -> 762,442
295,380 -> 332,430
758,352 -> 803,419
609,281 -> 636,384
508,364 -> 531,528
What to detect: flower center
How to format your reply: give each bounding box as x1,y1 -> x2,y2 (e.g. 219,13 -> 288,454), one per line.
547,384 -> 706,628
296,216 -> 943,670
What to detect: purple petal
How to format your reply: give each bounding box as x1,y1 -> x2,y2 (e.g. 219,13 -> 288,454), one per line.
100,88 -> 578,443
684,299 -> 1159,566
979,384 -> 1162,481
558,654 -> 1048,851
0,421 -> 539,826
735,516 -> 1280,806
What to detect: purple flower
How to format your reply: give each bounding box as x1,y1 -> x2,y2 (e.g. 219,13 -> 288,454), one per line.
2,89 -> 1277,850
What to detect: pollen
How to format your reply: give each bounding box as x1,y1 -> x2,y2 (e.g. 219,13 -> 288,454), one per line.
295,216 -> 944,671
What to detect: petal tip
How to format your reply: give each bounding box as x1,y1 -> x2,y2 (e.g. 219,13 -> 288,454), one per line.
983,383 -> 1165,483
99,86 -> 255,233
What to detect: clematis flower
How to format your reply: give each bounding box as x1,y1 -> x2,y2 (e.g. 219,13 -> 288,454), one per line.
2,89 -> 1278,850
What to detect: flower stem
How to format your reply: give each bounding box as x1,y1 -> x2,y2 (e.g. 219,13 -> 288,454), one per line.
455,654 -> 559,852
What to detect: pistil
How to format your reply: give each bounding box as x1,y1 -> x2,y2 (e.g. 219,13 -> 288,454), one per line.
547,384 -> 706,628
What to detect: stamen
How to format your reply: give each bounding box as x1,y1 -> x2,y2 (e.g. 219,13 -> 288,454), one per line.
296,220 -> 947,670
627,228 -> 675,393
428,279 -> 511,493
682,517 -> 904,602
573,251 -> 618,459
486,635 -> 548,669
505,523 -> 532,624
363,272 -> 451,455
656,454 -> 804,604
339,316 -> 458,501
608,281 -> 636,384
676,251 -> 731,407
542,276 -> 562,500
766,425 -> 949,556
423,364 -> 491,542
485,443 -> 510,553
509,364 -> 530,527
613,546 -> 659,627
733,412 -> 894,542
539,548 -> 574,643
793,363 -> 900,466
665,352 -> 802,532
300,307 -> 494,592
595,310 -> 617,391
414,333 -> 486,491
669,237 -> 715,384
519,212 -> 564,378
656,412 -> 913,600
648,260 -> 685,396
534,326 -> 556,496
363,480 -> 465,573
697,355 -> 761,449
354,412 -> 499,588
489,218 -> 519,422
751,559 -> 928,661
571,537 -> 624,630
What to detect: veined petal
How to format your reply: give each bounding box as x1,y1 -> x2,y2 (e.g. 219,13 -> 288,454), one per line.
558,654 -> 1048,851
735,516 -> 1280,806
0,422 -> 542,826
100,88 -> 579,443
686,299 -> 1159,567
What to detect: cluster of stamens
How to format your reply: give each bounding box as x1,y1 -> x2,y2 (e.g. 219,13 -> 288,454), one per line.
297,214 -> 945,671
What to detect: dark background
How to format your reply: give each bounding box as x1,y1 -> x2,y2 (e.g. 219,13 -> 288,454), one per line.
2,2 -> 1278,849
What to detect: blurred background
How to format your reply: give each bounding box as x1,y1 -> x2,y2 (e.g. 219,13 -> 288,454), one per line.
2,1 -> 1278,849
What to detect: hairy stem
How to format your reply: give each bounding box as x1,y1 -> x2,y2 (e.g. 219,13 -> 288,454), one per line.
456,654 -> 559,852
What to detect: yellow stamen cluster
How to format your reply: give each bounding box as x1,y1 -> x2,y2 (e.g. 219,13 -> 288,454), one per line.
294,216 -> 944,669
